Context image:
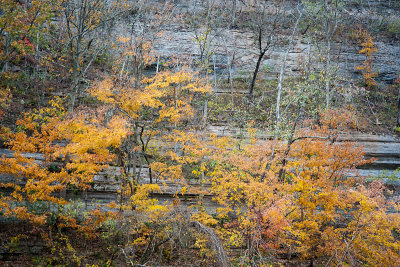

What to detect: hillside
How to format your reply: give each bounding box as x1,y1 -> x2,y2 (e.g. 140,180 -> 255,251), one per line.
1,1 -> 400,266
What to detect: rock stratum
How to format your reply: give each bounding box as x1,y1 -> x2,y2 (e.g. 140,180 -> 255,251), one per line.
124,0 -> 400,93
1,131 -> 399,210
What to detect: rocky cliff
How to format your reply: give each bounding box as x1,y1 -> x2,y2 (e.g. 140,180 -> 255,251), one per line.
125,0 -> 400,91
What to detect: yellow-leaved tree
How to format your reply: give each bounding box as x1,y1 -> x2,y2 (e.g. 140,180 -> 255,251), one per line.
0,98 -> 127,227
90,68 -> 210,209
354,28 -> 378,87
86,67 -> 212,264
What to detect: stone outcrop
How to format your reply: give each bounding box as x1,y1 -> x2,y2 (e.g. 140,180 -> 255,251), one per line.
1,131 -> 399,208
125,0 -> 400,91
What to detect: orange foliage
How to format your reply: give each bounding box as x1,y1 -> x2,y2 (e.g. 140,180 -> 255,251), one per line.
0,50 -> 398,266
0,0 -> 58,66
201,108 -> 400,265
0,85 -> 11,118
354,28 -> 378,87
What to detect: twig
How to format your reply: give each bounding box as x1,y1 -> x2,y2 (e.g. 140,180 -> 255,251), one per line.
121,248 -> 135,266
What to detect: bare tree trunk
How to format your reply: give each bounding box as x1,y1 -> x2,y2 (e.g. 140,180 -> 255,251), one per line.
192,221 -> 231,267
276,7 -> 303,124
1,36 -> 10,72
69,62 -> 80,113
249,49 -> 266,97
231,0 -> 236,27
156,55 -> 160,74
221,33 -> 235,104
228,53 -> 234,104
248,3 -> 281,97
203,98 -> 208,129
324,0 -> 339,109
120,55 -> 128,79
213,54 -> 217,91
326,38 -> 331,108
397,81 -> 400,127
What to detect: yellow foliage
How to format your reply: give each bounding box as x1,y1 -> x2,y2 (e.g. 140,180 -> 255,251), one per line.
0,98 -> 128,226
192,211 -> 218,227
354,28 -> 378,87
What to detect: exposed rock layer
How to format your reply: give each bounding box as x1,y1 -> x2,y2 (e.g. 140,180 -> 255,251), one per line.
1,131 -> 399,208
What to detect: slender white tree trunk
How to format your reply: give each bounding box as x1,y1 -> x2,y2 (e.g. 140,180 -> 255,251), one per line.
276,8 -> 303,124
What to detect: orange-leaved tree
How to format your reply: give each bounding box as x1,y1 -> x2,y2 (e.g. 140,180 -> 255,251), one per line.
0,63 -> 211,266
0,85 -> 11,118
201,108 -> 400,266
354,28 -> 378,87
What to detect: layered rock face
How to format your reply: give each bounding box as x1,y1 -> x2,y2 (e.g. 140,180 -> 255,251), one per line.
1,132 -> 399,208
121,0 -> 400,89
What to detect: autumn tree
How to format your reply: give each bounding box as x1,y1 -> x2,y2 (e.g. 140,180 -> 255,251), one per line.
199,108 -> 400,266
0,98 -> 127,226
90,67 -> 210,206
0,0 -> 59,107
354,28 -> 378,88
1,1 -> 400,265
0,0 -> 57,72
300,0 -> 344,108
54,0 -> 134,112
115,2 -> 175,86
0,62 -> 213,266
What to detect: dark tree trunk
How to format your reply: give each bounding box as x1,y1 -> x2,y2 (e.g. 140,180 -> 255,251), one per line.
397,83 -> 400,127
249,50 -> 266,97
397,94 -> 400,128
